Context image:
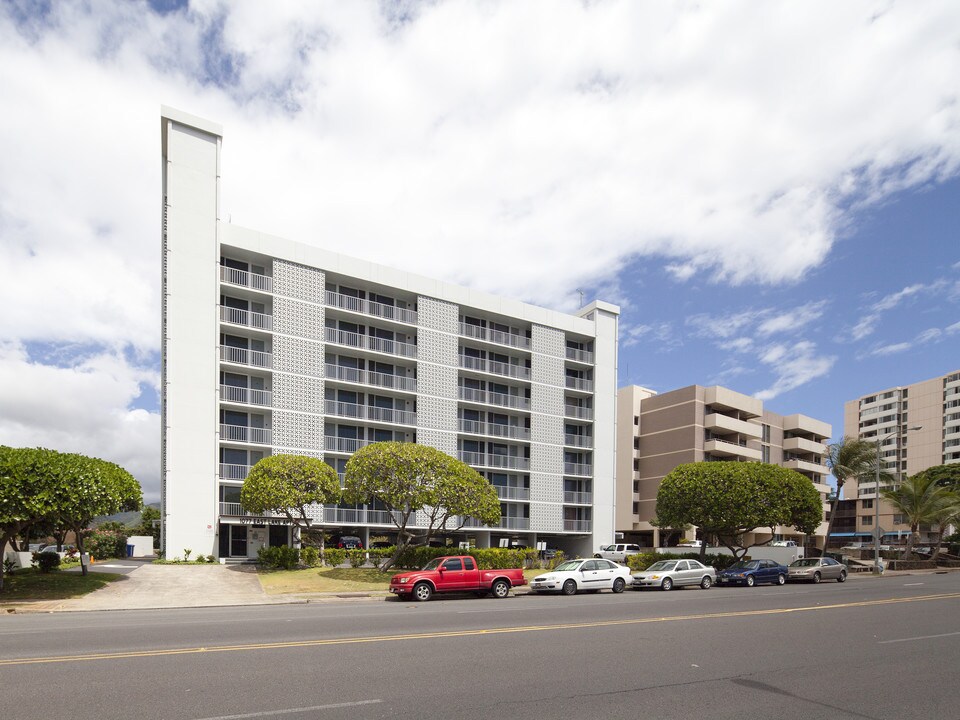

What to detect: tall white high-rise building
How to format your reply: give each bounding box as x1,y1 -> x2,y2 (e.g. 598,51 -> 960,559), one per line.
161,107 -> 619,560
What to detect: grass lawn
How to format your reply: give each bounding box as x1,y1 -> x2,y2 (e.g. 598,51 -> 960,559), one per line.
0,568 -> 121,603
257,566 -> 551,595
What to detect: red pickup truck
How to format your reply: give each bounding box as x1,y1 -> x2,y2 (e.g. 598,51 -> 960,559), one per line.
389,555 -> 526,601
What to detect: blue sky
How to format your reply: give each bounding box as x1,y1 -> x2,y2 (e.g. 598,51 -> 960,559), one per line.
0,1 -> 957,502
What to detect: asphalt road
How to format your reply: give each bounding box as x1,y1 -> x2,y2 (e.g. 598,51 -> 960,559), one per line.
1,573 -> 958,720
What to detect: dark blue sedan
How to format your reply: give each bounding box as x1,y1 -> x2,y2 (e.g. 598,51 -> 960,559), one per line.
716,559 -> 788,587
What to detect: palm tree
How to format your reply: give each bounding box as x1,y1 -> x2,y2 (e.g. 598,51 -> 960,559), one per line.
930,492 -> 960,563
823,437 -> 878,552
881,473 -> 953,559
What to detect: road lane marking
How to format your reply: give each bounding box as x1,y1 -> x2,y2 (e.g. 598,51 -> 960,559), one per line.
903,582 -> 924,586
193,699 -> 383,719
3,591 -> 959,667
878,630 -> 960,644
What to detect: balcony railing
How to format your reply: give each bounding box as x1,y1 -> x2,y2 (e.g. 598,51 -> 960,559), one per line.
219,463 -> 251,480
220,306 -> 273,331
564,405 -> 593,420
220,345 -> 273,369
565,376 -> 593,392
564,462 -> 593,476
220,424 -> 272,445
324,327 -> 418,359
459,387 -> 531,411
565,346 -> 594,363
325,364 -> 417,393
459,355 -> 531,381
459,420 -> 531,441
494,486 -> 531,501
325,290 -> 418,325
563,490 -> 593,504
220,265 -> 273,293
220,384 -> 272,407
495,517 -> 530,530
563,519 -> 592,533
459,323 -> 531,350
324,400 -> 417,426
219,502 -> 284,518
459,451 -> 531,471
324,436 -> 373,454
564,434 -> 592,448
320,507 -> 403,525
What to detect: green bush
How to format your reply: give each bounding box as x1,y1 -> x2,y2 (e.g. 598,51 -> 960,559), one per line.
86,529 -> 128,560
389,546 -> 560,570
323,548 -> 346,567
626,552 -> 742,572
36,552 -> 61,573
206,555 -> 216,563
347,549 -> 367,568
300,546 -> 320,567
258,545 -> 300,570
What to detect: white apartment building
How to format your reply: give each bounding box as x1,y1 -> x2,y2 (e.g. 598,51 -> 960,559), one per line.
160,108 -> 619,560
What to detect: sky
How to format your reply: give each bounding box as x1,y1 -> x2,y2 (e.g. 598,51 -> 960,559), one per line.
0,0 -> 958,504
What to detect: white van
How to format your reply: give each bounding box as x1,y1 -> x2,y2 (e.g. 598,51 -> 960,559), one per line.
594,544 -> 642,563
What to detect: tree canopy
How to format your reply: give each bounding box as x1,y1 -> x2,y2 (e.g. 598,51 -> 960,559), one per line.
240,454 -> 341,548
911,464 -> 960,490
343,442 -> 501,569
654,461 -> 823,558
880,471 -> 955,559
823,436 -> 884,550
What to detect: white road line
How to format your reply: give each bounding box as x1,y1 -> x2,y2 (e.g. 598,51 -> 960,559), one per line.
879,631 -> 960,644
903,582 -> 924,586
193,699 -> 383,719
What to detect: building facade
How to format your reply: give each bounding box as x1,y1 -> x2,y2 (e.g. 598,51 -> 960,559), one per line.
161,108 -> 619,560
839,369 -> 960,546
616,384 -> 832,548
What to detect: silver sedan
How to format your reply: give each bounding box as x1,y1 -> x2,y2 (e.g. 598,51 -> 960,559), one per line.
787,557 -> 847,583
631,559 -> 716,591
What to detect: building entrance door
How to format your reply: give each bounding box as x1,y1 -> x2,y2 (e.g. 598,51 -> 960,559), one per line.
229,525 -> 247,557
248,526 -> 266,558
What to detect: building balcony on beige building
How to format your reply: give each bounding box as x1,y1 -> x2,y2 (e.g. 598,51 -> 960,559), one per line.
704,438 -> 762,460
782,436 -> 827,455
704,386 -> 762,419
783,458 -> 828,475
704,412 -> 762,438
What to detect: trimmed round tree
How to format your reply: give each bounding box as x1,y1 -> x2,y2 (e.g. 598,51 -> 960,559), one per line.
655,461 -> 823,559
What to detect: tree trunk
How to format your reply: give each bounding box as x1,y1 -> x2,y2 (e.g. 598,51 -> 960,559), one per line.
821,495 -> 841,556
931,526 -> 944,563
76,527 -> 88,576
901,526 -> 919,560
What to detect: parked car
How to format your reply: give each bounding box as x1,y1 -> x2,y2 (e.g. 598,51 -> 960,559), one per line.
594,543 -> 642,563
716,559 -> 788,587
369,541 -> 394,550
772,540 -> 797,547
332,536 -> 363,550
389,555 -> 525,601
530,558 -> 632,595
631,559 -> 716,591
787,557 -> 847,583
840,542 -> 866,550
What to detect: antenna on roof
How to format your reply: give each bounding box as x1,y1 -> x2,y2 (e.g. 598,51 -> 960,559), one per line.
576,289 -> 585,307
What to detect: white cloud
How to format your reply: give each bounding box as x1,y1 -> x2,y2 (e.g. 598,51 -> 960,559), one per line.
946,320 -> 960,334
869,342 -> 912,357
846,279 -> 952,342
756,301 -> 827,337
754,341 -> 836,401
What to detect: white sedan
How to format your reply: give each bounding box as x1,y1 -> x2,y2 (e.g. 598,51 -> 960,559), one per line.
530,558 -> 633,595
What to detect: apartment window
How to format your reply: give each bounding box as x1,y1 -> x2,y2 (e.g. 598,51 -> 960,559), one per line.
633,480 -> 639,493
862,499 -> 873,509
761,446 -> 770,463
632,502 -> 639,515
893,514 -> 906,525
633,438 -> 640,450
762,424 -> 770,443
634,416 -> 639,426
861,516 -> 873,526
633,459 -> 639,471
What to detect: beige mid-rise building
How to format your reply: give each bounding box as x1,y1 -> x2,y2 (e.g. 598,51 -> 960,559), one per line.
616,385 -> 832,548
838,369 -> 960,546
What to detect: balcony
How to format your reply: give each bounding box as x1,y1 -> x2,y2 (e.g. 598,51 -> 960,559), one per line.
220,424 -> 272,445
324,327 -> 418,359
459,323 -> 531,351
784,458 -> 829,475
564,434 -> 593,449
459,451 -> 531,471
324,436 -> 373,454
459,387 -> 531,411
220,306 -> 273,331
783,436 -> 827,455
563,490 -> 593,504
563,462 -> 593,477
220,265 -> 273,293
704,413 -> 762,439
459,355 -> 531,381
565,346 -> 594,364
495,517 -> 531,530
219,502 -> 283,518
782,414 -> 831,440
325,364 -> 417,393
324,400 -> 417,426
220,385 -> 272,407
704,386 -> 762,419
563,519 -> 592,533
564,405 -> 593,420
565,376 -> 594,392
321,507 -> 400,525
325,290 -> 418,325
459,419 -> 531,441
494,486 -> 531,501
219,463 -> 251,480
703,439 -> 761,460
220,345 -> 273,370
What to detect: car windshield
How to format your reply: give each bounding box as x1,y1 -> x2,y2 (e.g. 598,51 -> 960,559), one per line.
790,559 -> 820,567
644,561 -> 677,572
728,561 -> 759,570
422,559 -> 443,571
553,560 -> 584,572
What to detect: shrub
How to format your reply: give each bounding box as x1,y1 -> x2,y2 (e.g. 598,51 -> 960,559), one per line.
183,549 -> 192,561
347,549 -> 367,568
258,546 -> 300,570
86,529 -> 128,560
300,546 -> 320,568
206,555 -> 216,563
3,558 -> 17,575
323,548 -> 346,567
36,552 -> 61,573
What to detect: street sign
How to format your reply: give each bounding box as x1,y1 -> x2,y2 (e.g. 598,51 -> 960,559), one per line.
871,526 -> 887,542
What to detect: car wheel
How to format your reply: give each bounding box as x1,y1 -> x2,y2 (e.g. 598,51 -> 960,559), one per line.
812,572 -> 821,584
612,577 -> 626,594
412,582 -> 433,602
661,577 -> 673,591
562,579 -> 577,596
777,574 -> 786,586
746,575 -> 756,587
837,571 -> 847,583
491,579 -> 510,599
700,576 -> 713,590
593,553 -> 602,558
